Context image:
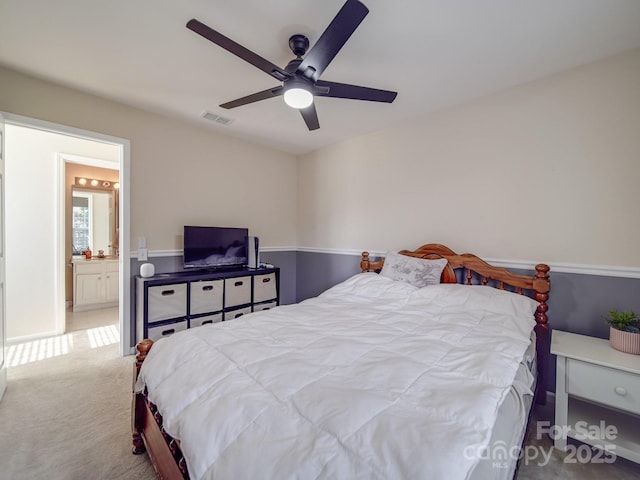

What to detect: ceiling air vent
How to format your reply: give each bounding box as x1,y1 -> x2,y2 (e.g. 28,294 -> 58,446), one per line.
201,111 -> 234,126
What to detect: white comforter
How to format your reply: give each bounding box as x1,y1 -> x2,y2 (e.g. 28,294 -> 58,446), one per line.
136,273 -> 537,480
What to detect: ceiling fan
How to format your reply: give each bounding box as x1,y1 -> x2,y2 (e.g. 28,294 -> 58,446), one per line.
186,0 -> 397,131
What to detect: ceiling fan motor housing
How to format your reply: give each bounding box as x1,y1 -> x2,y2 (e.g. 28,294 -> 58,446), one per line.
289,34 -> 309,57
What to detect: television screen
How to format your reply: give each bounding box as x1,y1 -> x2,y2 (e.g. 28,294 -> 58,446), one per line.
183,226 -> 248,269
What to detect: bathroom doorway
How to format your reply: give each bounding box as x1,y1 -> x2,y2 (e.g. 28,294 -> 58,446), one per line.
3,114 -> 131,356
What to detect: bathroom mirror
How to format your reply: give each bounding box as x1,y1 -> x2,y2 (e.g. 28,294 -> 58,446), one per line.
72,187 -> 118,256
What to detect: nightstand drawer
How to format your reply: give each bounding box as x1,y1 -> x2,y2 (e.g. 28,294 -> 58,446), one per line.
567,359 -> 640,414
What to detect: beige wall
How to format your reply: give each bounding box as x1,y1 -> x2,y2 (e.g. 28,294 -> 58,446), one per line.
0,66 -> 298,251
298,48 -> 640,267
2,46 -> 639,272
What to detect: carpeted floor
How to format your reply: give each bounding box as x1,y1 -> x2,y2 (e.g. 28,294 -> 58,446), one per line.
0,308 -> 638,479
0,308 -> 155,480
517,402 -> 640,479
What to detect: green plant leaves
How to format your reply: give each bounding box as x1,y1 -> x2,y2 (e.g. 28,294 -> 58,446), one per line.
605,309 -> 639,331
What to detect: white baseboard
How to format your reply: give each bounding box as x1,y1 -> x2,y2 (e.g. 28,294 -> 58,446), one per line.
7,329 -> 67,345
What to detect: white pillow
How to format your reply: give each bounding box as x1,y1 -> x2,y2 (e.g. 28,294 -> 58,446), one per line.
379,252 -> 448,287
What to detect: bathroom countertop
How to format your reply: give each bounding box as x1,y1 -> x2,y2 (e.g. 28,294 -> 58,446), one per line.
72,256 -> 119,262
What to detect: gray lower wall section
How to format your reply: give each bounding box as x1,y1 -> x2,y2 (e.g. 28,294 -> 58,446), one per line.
260,251 -> 297,306
295,251 -> 363,302
128,250 -> 640,393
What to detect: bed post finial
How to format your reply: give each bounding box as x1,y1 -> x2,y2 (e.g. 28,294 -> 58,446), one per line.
135,339 -> 154,374
532,263 -> 550,406
137,338 -> 153,359
533,264 -> 550,326
361,251 -> 370,272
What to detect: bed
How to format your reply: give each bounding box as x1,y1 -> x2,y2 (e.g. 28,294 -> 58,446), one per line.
132,243 -> 550,479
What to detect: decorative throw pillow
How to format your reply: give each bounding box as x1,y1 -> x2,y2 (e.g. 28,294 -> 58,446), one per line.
379,252 -> 448,288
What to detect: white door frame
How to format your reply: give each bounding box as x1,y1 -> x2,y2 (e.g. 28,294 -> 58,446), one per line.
0,112 -> 7,401
2,112 -> 132,356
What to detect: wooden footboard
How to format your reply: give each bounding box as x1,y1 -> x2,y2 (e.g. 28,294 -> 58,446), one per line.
132,339 -> 188,479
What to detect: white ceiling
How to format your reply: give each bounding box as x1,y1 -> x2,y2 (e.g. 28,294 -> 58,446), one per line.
1,1 -> 640,155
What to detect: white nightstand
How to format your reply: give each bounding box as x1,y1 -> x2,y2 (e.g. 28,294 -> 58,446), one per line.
551,330 -> 640,463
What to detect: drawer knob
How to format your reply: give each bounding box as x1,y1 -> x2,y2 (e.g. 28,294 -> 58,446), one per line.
202,285 -> 214,291
161,328 -> 175,336
262,277 -> 271,283
161,290 -> 175,296
234,281 -> 243,287
614,386 -> 627,396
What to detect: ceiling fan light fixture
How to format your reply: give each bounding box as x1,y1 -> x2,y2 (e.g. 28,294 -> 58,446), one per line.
283,87 -> 313,109
187,0 -> 397,130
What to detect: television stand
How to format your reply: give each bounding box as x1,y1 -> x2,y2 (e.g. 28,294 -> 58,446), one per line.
135,266 -> 279,343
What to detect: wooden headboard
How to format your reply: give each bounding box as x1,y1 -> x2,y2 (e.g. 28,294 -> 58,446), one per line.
360,243 -> 551,404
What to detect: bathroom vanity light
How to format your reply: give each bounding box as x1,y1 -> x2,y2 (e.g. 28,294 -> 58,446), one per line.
75,177 -> 119,190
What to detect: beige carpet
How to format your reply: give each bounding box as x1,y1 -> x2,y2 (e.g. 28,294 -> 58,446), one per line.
0,308 -> 155,480
517,402 -> 640,479
1,308 -> 638,479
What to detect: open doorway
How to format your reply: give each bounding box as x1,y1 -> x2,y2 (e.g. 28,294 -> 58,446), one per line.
2,114 -> 131,356
65,158 -> 120,344
64,156 -> 120,316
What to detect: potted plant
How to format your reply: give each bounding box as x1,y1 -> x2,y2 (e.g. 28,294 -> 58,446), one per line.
605,309 -> 640,355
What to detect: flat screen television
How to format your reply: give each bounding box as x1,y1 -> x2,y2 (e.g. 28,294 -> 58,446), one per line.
183,226 -> 248,269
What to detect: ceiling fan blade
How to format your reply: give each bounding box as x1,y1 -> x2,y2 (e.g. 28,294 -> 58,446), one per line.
296,0 -> 368,82
299,103 -> 320,131
187,19 -> 291,82
315,80 -> 397,103
220,86 -> 284,109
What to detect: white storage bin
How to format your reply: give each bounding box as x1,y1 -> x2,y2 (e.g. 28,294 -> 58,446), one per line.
191,313 -> 223,328
253,273 -> 277,303
253,300 -> 277,312
225,306 -> 252,321
190,279 -> 224,315
224,276 -> 251,308
147,283 -> 187,322
147,320 -> 188,341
